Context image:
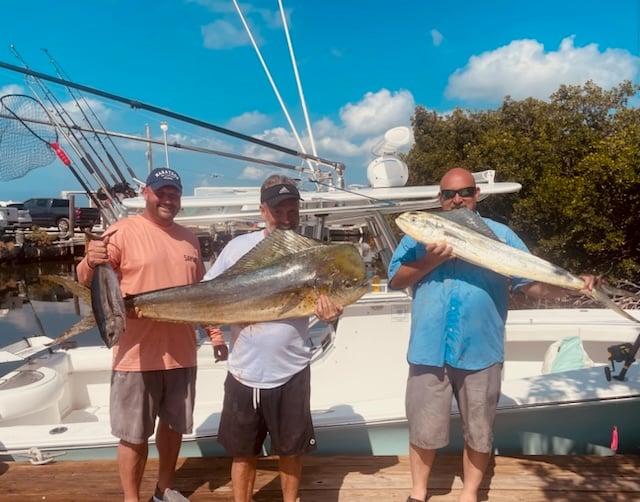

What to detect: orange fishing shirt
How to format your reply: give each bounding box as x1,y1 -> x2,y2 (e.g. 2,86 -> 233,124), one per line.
77,215 -> 205,371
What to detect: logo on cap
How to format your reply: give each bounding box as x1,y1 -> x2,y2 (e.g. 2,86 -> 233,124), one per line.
146,167 -> 182,190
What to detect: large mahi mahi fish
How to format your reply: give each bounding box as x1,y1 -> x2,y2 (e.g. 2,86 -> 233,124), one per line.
395,209 -> 640,324
43,229 -> 369,347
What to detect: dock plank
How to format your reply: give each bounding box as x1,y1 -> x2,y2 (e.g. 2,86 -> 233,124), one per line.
1,454 -> 639,501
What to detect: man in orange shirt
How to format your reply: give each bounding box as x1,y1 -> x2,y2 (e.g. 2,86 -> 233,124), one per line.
77,168 -> 205,502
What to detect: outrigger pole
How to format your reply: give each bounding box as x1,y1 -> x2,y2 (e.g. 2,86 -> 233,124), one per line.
0,111 -> 311,175
0,60 -> 346,173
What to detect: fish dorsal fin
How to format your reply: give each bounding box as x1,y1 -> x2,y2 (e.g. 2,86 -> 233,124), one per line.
226,229 -> 321,274
435,208 -> 500,241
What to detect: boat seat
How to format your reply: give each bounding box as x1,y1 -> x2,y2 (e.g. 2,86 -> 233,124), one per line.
0,367 -> 63,423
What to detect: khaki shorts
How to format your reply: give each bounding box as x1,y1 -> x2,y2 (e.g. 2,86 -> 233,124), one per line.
405,363 -> 502,453
110,367 -> 196,444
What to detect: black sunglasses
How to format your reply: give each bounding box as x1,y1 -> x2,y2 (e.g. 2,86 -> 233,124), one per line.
440,186 -> 476,200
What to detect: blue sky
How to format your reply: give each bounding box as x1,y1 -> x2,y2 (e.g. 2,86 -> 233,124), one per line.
0,0 -> 638,202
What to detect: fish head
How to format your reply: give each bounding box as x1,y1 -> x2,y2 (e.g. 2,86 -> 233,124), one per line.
314,244 -> 369,305
328,274 -> 370,305
101,313 -> 126,349
90,264 -> 126,348
395,211 -> 443,244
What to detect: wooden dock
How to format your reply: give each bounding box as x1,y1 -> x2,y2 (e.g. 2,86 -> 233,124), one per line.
2,454 -> 639,501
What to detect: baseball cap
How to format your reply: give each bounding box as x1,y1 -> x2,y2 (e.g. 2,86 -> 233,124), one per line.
260,183 -> 302,207
145,168 -> 182,191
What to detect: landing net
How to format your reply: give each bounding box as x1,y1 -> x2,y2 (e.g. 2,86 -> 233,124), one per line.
0,94 -> 57,181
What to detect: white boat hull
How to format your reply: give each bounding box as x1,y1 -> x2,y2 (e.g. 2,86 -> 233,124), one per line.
1,294 -> 639,460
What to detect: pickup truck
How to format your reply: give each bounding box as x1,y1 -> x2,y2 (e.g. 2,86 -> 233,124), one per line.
0,205 -> 18,234
0,201 -> 32,231
22,198 -> 101,237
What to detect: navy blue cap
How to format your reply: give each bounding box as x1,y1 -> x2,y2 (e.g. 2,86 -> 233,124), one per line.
145,168 -> 182,191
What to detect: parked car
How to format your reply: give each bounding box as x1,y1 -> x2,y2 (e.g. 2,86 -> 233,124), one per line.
5,202 -> 33,229
0,209 -> 8,235
0,201 -> 32,232
21,198 -> 101,238
0,202 -> 19,230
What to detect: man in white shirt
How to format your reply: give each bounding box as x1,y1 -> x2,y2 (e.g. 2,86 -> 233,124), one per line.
204,174 -> 342,502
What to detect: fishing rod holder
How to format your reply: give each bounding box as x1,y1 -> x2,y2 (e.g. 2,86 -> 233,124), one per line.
604,337 -> 640,382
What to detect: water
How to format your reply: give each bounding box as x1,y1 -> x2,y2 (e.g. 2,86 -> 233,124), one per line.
0,261 -> 102,375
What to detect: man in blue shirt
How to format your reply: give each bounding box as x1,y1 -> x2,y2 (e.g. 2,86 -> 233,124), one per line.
388,167 -> 599,502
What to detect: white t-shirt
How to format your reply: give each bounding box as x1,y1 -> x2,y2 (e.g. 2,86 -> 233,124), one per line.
204,230 -> 312,388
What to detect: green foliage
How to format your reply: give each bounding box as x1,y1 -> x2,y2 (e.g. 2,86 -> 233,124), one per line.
406,80 -> 640,282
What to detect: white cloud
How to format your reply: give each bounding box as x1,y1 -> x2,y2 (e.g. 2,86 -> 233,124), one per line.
245,126 -> 298,158
202,1 -> 285,29
239,165 -> 269,180
232,89 -> 415,180
431,29 -> 443,47
59,96 -> 112,125
227,111 -> 271,132
0,84 -> 24,97
201,20 -> 252,49
246,89 -> 415,159
446,36 -> 639,103
339,89 -> 415,137
194,1 -> 285,50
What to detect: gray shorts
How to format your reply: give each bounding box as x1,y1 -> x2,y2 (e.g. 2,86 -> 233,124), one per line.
405,363 -> 502,453
110,367 -> 196,444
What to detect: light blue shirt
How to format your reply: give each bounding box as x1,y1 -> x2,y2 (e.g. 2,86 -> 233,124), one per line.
388,217 -> 531,370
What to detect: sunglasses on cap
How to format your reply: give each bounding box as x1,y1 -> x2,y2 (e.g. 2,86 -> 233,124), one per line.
440,186 -> 477,200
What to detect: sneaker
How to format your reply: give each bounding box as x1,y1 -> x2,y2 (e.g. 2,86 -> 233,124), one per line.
151,485 -> 189,502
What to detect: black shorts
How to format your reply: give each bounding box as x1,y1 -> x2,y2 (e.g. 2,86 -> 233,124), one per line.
218,365 -> 317,456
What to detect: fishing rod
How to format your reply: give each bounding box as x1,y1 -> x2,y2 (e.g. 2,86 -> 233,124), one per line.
0,61 -> 397,206
23,81 -> 123,221
0,59 -> 346,172
14,55 -> 120,192
9,47 -> 119,203
28,79 -> 118,189
604,329 -> 640,382
0,94 -> 104,210
32,54 -> 127,190
43,48 -> 138,182
1,107 -> 397,209
9,52 -> 131,224
0,111 -> 311,175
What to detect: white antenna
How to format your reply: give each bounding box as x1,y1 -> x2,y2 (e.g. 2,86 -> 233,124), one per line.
371,126 -> 412,156
145,123 -> 153,174
232,0 -> 319,181
160,121 -> 170,168
367,126 -> 412,188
